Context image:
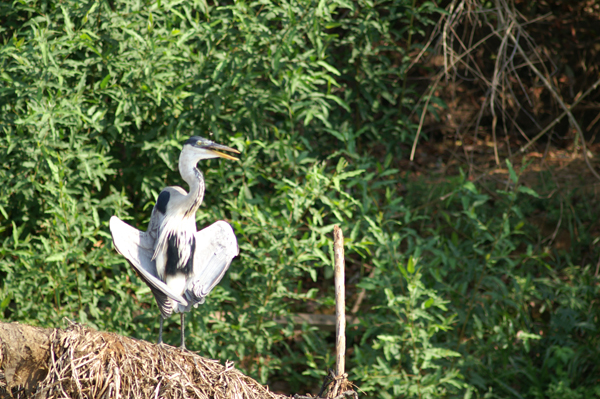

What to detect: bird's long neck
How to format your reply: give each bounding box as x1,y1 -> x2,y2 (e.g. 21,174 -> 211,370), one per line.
178,150 -> 205,217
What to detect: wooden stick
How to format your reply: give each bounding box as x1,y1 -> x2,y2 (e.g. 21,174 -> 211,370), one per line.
333,225 -> 346,377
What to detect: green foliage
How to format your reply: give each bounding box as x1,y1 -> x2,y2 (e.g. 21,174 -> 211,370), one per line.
353,257 -> 464,398
0,0 -> 441,392
413,166 -> 600,399
1,1 -> 600,398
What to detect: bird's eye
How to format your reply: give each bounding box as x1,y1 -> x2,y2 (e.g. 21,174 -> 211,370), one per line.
197,141 -> 202,146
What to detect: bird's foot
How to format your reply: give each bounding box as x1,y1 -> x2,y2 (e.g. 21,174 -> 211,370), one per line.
179,343 -> 199,354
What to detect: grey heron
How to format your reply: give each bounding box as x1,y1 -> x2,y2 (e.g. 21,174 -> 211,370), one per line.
109,136 -> 240,349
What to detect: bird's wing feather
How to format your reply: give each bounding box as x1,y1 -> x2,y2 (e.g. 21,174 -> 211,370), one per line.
185,221 -> 239,305
146,196 -> 166,250
109,216 -> 188,306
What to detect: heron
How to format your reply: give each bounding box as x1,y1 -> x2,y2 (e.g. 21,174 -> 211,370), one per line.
109,136 -> 240,349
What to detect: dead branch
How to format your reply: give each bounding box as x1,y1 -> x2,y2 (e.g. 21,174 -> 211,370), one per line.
416,0 -> 600,181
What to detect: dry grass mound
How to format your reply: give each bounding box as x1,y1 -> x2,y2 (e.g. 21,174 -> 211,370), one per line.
1,322 -> 358,399
35,323 -> 288,399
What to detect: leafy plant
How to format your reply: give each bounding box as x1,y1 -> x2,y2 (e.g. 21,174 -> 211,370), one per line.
353,256 -> 464,398
2,1 -> 600,398
0,0 -> 443,391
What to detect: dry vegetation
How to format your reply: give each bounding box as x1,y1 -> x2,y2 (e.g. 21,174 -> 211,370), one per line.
399,0 -> 600,257
0,322 -> 356,399
410,0 -> 600,183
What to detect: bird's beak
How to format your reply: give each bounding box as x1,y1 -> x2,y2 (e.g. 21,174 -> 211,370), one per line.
207,143 -> 240,161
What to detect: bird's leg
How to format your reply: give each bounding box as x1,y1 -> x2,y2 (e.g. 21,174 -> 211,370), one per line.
180,313 -> 186,349
158,316 -> 164,345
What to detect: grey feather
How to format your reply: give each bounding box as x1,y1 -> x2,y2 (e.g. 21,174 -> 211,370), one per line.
181,221 -> 239,310
152,289 -> 174,319
109,216 -> 238,316
109,215 -> 188,309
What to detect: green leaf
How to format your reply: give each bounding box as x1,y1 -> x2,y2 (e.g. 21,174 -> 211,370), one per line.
506,159 -> 518,184
424,297 -> 434,308
517,185 -> 539,198
100,74 -> 111,89
407,256 -> 415,274
46,252 -> 66,262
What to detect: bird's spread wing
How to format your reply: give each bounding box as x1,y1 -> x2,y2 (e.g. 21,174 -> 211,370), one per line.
185,221 -> 239,305
109,216 -> 188,307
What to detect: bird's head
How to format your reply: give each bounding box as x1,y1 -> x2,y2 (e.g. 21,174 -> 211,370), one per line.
182,136 -> 240,161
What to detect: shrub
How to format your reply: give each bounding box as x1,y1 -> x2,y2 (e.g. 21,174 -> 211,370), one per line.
2,1 -> 599,397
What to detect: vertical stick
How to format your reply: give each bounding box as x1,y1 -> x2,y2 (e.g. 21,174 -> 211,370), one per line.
333,225 -> 346,377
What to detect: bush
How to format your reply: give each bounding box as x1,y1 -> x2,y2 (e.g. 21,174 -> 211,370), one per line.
1,1 -> 599,397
